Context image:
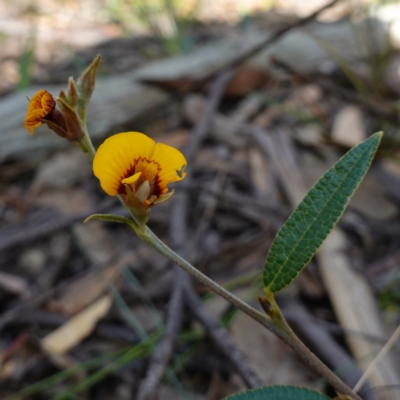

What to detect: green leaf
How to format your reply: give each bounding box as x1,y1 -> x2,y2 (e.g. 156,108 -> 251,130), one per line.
223,385 -> 331,400
84,213 -> 135,228
264,132 -> 382,293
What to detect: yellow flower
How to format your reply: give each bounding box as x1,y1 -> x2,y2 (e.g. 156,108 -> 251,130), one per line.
93,132 -> 186,207
24,90 -> 57,135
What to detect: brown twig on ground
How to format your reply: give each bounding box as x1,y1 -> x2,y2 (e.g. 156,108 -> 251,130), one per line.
183,70 -> 237,161
137,177 -> 192,400
221,0 -> 342,73
181,181 -> 285,215
184,286 -> 264,389
0,273 -> 81,332
270,56 -> 398,123
0,198 -> 116,253
175,72 -> 264,389
136,268 -> 185,400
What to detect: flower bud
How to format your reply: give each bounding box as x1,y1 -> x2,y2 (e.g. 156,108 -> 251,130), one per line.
77,54 -> 101,110
67,77 -> 79,109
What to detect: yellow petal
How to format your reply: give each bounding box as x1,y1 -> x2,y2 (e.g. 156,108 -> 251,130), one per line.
150,142 -> 187,193
93,132 -> 156,196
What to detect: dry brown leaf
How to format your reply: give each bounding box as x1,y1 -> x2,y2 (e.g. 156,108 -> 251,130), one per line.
253,106 -> 281,128
73,220 -> 117,265
223,65 -> 269,97
286,84 -> 322,106
31,148 -> 91,192
183,95 -> 246,148
0,360 -> 18,379
230,312 -> 318,387
152,130 -> 190,149
42,295 -> 112,355
380,159 -> 400,179
0,272 -> 31,299
33,188 -> 93,215
248,146 -> 277,198
331,105 -> 366,147
229,94 -> 263,123
47,262 -> 121,315
349,174 -> 398,220
295,125 -> 324,146
0,333 -> 38,379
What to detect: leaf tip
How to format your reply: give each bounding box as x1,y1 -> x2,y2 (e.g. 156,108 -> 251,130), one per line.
84,215 -> 96,223
371,131 -> 384,145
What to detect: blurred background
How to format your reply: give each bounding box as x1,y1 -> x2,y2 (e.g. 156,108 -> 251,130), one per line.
1,0 -> 400,399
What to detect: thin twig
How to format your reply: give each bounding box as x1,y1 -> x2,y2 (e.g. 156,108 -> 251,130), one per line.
183,69 -> 236,163
137,269 -> 185,400
354,324 -> 400,393
186,0 -> 343,88
283,301 -> 377,400
270,56 -> 397,123
179,71 -> 264,388
0,198 -> 116,252
184,286 -> 263,389
137,160 -> 189,400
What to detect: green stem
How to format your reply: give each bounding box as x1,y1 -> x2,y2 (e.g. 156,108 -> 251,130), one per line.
80,118 -> 96,160
140,226 -> 362,400
140,227 -> 269,324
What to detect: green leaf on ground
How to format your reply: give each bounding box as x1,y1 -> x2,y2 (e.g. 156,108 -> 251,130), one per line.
264,132 -> 382,293
223,385 -> 331,400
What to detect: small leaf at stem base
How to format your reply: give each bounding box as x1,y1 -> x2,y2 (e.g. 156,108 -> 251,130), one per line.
84,213 -> 136,228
